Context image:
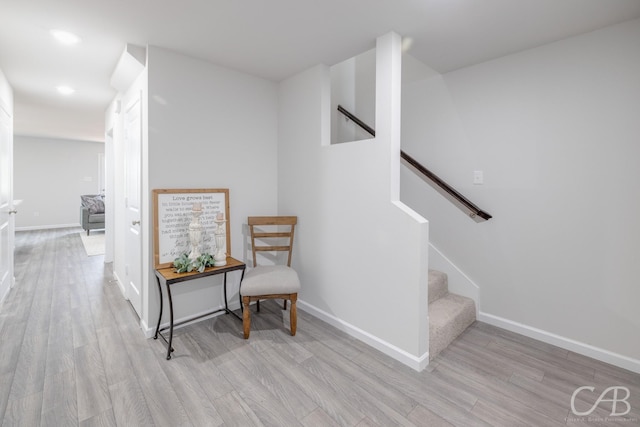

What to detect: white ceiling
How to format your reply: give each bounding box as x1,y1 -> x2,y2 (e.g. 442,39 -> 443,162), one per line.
1,0 -> 640,143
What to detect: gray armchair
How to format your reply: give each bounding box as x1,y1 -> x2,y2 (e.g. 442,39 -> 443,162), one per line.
80,194 -> 105,235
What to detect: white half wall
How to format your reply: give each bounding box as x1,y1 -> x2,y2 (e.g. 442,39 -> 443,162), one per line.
278,33 -> 430,368
400,19 -> 640,370
13,135 -> 104,229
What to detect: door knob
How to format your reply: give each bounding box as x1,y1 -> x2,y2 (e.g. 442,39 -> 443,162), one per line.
8,210 -> 17,214
132,220 -> 141,226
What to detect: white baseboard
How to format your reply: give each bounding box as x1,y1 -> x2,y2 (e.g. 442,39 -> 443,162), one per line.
111,270 -> 126,296
1,275 -> 21,309
298,300 -> 429,372
479,312 -> 640,375
0,284 -> 9,308
15,223 -> 80,231
141,318 -> 151,337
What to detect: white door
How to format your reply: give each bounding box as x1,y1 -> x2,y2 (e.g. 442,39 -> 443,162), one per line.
124,93 -> 142,318
0,103 -> 14,303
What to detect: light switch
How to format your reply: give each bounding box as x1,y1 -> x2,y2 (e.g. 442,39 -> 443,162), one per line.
473,170 -> 483,185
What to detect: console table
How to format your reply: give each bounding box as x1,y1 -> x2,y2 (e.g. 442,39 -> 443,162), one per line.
154,256 -> 246,360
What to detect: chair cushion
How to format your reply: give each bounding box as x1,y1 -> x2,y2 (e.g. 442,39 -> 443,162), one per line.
88,213 -> 105,223
241,265 -> 300,296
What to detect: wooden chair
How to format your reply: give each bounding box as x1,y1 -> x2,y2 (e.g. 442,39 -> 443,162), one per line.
240,216 -> 300,339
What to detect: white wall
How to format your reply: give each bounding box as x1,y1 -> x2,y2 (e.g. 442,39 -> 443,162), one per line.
0,69 -> 11,114
278,33 -> 430,368
143,46 -> 279,330
13,135 -> 104,229
401,19 -> 640,370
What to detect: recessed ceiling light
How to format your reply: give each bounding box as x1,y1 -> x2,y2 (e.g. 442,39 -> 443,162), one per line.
50,29 -> 81,45
402,37 -> 414,52
56,85 -> 75,95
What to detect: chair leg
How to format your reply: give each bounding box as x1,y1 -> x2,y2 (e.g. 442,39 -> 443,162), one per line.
283,300 -> 287,310
290,294 -> 297,336
242,296 -> 251,339
86,229 -> 90,236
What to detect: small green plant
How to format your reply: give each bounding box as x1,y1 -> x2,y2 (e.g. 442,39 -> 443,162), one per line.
194,253 -> 215,273
173,253 -> 194,273
173,252 -> 215,273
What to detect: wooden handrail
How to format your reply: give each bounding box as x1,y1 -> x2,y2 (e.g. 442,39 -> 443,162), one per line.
337,105 -> 376,137
336,105 -> 492,221
400,150 -> 492,220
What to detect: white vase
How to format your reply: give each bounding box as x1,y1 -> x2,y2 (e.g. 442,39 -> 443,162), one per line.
188,207 -> 203,261
213,219 -> 227,266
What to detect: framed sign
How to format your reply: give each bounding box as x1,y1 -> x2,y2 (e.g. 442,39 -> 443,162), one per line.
152,188 -> 231,268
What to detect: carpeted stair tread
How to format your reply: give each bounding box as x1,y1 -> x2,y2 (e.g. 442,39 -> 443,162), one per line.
429,292 -> 476,360
428,269 -> 448,304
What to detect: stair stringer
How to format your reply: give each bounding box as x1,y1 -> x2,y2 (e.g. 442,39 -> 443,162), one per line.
428,243 -> 479,317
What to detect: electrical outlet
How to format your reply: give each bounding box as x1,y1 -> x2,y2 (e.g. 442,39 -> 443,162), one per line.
473,170 -> 484,185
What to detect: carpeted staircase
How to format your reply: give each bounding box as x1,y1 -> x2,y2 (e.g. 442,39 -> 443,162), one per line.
429,269 -> 476,360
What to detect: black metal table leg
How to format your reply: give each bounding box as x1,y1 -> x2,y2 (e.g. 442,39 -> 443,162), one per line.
238,268 -> 245,314
154,275 -> 163,339
223,272 -> 229,312
226,268 -> 245,320
166,282 -> 175,360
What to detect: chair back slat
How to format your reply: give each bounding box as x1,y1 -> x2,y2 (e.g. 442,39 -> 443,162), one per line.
254,232 -> 290,238
248,216 -> 297,226
254,246 -> 291,252
248,216 -> 297,267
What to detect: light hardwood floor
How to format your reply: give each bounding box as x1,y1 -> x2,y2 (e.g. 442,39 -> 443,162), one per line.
1,228 -> 638,426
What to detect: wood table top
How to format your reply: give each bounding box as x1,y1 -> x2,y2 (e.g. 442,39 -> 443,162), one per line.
155,256 -> 246,284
